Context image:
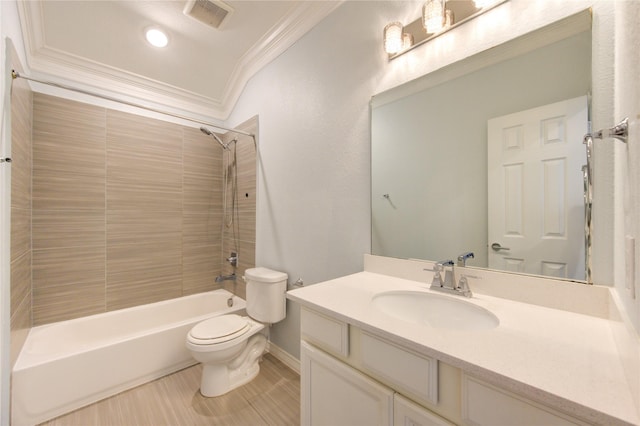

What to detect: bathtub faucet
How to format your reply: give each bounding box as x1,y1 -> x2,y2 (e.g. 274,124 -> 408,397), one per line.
215,273 -> 236,283
226,252 -> 238,267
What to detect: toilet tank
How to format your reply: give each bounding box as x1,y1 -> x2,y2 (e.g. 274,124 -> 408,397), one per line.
244,267 -> 288,323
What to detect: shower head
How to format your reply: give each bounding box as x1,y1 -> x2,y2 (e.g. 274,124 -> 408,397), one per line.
199,126 -> 213,136
200,126 -> 228,150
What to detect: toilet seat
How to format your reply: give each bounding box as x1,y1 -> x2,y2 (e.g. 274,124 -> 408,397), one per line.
187,314 -> 250,345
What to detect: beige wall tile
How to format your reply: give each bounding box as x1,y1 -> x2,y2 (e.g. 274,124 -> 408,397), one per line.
221,117 -> 257,299
183,213 -> 223,295
32,246 -> 106,324
10,296 -> 31,366
107,210 -> 181,245
10,207 -> 30,263
29,98 -> 257,325
33,210 -> 105,251
33,279 -> 106,325
184,127 -> 223,214
10,43 -> 33,362
32,245 -> 106,290
106,241 -> 182,311
10,251 -> 31,322
33,94 -> 107,139
33,94 -> 106,211
107,111 -> 183,211
10,77 -> 32,211
183,127 -> 223,175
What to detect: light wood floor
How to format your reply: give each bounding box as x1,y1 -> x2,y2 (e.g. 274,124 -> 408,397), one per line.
40,354 -> 300,426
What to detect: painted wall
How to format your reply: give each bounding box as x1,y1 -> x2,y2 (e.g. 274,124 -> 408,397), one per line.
227,0 -> 626,361
613,0 -> 640,407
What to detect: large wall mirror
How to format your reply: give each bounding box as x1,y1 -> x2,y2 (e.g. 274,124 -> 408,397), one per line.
371,11 -> 592,282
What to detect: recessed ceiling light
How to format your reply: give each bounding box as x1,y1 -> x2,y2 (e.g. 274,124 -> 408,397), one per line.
145,28 -> 168,48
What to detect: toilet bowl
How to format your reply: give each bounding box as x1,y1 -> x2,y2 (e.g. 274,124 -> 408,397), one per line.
186,267 -> 288,397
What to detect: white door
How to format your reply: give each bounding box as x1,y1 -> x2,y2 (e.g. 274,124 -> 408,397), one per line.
301,341 -> 393,426
487,96 -> 588,280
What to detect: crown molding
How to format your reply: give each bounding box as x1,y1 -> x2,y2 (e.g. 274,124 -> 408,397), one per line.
219,1 -> 343,117
16,0 -> 341,121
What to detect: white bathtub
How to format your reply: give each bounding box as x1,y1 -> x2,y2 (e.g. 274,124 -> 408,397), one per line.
12,289 -> 245,426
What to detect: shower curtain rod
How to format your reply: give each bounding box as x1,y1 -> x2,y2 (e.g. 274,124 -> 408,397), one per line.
11,70 -> 254,138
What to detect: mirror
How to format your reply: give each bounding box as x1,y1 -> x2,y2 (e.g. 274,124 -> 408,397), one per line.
371,11 -> 592,282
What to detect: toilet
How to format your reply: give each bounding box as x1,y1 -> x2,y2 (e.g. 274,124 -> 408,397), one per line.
186,267 -> 288,397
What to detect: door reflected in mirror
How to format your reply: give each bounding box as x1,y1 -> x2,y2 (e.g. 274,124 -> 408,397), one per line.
371,16 -> 591,282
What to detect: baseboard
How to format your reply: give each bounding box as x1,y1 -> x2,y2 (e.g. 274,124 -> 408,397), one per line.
266,341 -> 300,374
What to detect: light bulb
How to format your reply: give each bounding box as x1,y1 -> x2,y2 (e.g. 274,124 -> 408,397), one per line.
383,22 -> 403,54
423,0 -> 446,34
145,28 -> 169,48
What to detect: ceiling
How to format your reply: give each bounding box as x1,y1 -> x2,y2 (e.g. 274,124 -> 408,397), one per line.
17,0 -> 342,120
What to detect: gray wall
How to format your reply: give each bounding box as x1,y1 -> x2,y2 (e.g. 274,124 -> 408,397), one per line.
227,1 -> 620,359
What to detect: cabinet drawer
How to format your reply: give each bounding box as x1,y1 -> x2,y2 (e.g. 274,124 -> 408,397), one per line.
461,374 -> 586,426
361,331 -> 438,404
301,307 -> 349,356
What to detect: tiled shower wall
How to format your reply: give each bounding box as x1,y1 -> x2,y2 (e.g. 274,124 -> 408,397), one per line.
30,93 -> 256,325
10,42 -> 33,364
221,120 -> 257,300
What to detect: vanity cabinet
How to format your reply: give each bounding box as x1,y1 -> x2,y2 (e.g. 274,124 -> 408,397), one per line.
300,307 -> 452,426
301,341 -> 452,426
301,341 -> 394,425
299,306 -> 594,426
461,375 -> 588,426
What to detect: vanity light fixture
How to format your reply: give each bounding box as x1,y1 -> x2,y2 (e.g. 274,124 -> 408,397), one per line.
145,27 -> 169,48
422,0 -> 446,34
383,0 -> 508,59
383,22 -> 404,54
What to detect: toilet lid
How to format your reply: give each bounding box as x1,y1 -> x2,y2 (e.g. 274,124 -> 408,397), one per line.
188,314 -> 250,345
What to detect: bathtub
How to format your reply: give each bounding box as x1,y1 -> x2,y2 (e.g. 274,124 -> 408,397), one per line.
12,289 -> 245,426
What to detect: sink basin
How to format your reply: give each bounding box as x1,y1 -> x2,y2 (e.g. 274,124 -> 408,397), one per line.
371,291 -> 499,331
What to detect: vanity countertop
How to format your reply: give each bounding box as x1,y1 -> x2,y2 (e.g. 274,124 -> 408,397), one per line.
287,270 -> 639,426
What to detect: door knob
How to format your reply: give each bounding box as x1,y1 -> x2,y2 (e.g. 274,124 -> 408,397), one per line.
491,242 -> 510,251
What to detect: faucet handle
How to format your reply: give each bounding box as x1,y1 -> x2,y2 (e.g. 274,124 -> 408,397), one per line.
457,273 -> 481,297
457,275 -> 472,297
425,260 -> 452,288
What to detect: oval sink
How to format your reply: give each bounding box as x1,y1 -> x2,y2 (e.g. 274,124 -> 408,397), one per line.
371,291 -> 499,331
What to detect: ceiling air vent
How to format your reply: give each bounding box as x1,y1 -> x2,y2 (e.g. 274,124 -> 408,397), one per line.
183,0 -> 234,30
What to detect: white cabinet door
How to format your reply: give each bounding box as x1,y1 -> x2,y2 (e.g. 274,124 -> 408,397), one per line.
394,394 -> 453,426
301,341 -> 394,426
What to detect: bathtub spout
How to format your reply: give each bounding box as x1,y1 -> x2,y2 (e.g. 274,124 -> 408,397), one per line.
215,273 -> 236,283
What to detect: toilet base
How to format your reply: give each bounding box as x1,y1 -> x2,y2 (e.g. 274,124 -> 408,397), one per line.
199,333 -> 267,397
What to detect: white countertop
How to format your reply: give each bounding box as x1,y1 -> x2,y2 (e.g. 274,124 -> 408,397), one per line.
287,270 -> 639,426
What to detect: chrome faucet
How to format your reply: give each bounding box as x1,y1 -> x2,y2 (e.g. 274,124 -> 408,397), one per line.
430,260 -> 455,289
428,257 -> 477,298
457,251 -> 474,267
215,273 -> 236,283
